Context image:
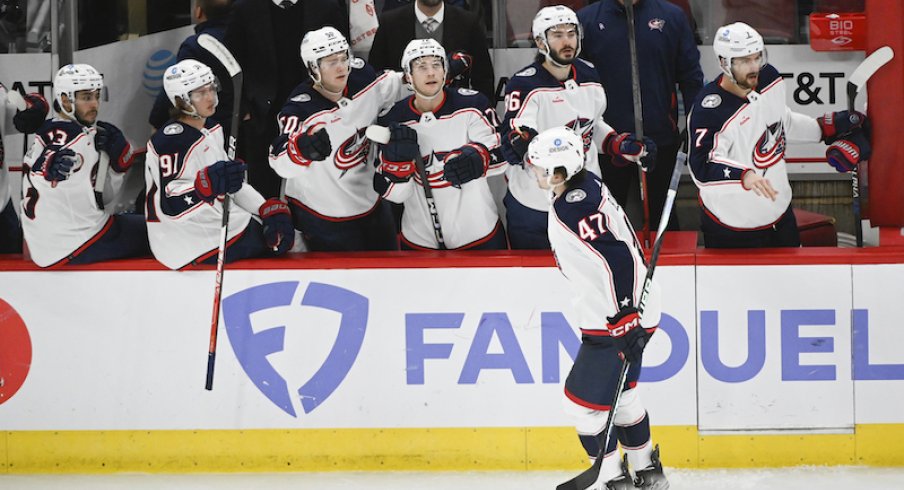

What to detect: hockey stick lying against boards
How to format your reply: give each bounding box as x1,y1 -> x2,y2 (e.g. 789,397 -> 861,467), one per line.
557,144 -> 686,490
624,0 -> 651,249
846,46 -> 894,248
198,33 -> 243,391
365,124 -> 447,249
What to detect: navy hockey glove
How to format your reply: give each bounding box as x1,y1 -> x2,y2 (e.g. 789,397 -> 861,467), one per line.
826,130 -> 871,173
817,110 -> 866,144
607,307 -> 655,363
12,93 -> 49,134
443,143 -> 490,186
41,147 -> 78,182
287,126 -> 332,165
378,123 -> 420,181
95,121 -> 134,171
508,125 -> 538,162
194,159 -> 246,203
447,51 -> 472,83
605,132 -> 657,172
259,198 -> 295,255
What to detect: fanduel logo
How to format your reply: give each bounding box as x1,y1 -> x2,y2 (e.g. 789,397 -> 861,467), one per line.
222,281 -> 369,417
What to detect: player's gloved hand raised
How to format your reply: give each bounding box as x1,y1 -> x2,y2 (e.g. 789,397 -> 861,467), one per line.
447,51 -> 472,83
508,125 -> 538,162
94,121 -> 133,171
40,147 -> 78,182
194,159 -> 246,203
826,130 -> 871,173
13,93 -> 49,134
817,110 -> 866,144
287,127 -> 332,165
607,307 -> 654,363
605,132 -> 657,172
443,143 -> 490,186
259,198 -> 295,255
378,123 -> 420,182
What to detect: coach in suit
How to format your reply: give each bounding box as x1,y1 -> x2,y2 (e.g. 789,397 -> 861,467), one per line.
368,0 -> 495,101
224,0 -> 348,198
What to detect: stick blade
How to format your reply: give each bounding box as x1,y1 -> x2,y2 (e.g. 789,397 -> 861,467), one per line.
557,459 -> 604,490
198,34 -> 241,77
849,46 -> 894,89
365,125 -> 391,144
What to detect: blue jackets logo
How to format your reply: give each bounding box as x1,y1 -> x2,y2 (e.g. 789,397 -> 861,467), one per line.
222,281 -> 369,417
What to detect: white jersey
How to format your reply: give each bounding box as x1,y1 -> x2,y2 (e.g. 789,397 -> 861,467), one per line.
269,62 -> 410,219
687,64 -> 822,230
548,173 -> 661,332
500,59 -> 614,212
21,118 -> 128,267
145,119 -> 265,270
378,88 -> 506,249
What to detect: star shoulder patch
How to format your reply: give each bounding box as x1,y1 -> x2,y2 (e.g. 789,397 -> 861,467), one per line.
163,123 -> 183,136
701,94 -> 722,109
565,189 -> 586,203
515,67 -> 537,77
457,88 -> 478,96
291,93 -> 312,103
350,57 -> 365,69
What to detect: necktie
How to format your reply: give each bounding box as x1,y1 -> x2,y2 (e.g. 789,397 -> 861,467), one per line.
423,18 -> 438,34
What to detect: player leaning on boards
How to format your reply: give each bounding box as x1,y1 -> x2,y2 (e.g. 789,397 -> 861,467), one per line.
145,60 -> 294,270
499,5 -> 655,250
526,127 -> 668,490
21,64 -> 150,267
373,38 -> 507,250
687,22 -> 870,249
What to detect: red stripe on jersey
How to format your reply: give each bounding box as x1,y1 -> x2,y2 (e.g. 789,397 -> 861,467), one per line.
565,387 -> 611,411
288,196 -> 379,222
45,216 -> 115,269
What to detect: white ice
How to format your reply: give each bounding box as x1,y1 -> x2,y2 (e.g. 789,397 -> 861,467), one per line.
2,467 -> 904,489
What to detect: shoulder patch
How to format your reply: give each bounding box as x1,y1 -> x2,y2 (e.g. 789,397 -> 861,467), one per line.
457,88 -> 478,96
701,94 -> 722,109
515,67 -> 537,77
291,93 -> 312,103
163,123 -> 184,136
565,189 -> 587,203
350,57 -> 365,69
576,58 -> 595,69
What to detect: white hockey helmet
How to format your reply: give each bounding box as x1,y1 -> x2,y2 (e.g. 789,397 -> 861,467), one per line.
532,5 -> 582,59
163,59 -> 217,115
300,27 -> 350,81
401,38 -> 447,76
713,22 -> 766,81
53,63 -> 103,119
526,126 -> 585,182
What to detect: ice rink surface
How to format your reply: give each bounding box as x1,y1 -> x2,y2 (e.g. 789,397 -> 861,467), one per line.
2,467 -> 904,490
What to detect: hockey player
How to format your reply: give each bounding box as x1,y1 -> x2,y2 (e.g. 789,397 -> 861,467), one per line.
20,64 -> 150,267
146,59 -> 294,270
0,84 -> 48,253
527,127 -> 668,490
500,5 -> 655,249
688,22 -> 870,248
374,38 -> 507,250
268,27 -> 408,251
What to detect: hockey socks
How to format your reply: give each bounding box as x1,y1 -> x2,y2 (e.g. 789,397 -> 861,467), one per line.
617,411 -> 653,471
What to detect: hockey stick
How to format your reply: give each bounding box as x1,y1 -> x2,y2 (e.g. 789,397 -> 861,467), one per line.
845,46 -> 894,248
557,145 -> 686,490
624,0 -> 651,249
198,33 -> 243,391
366,124 -> 447,249
93,140 -> 111,210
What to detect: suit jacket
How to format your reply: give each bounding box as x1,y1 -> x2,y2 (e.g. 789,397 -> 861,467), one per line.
224,0 -> 349,126
368,3 -> 494,101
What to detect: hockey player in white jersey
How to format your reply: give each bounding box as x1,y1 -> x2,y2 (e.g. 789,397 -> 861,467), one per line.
20,64 -> 150,267
374,38 -> 507,250
500,5 -> 655,249
527,127 -> 668,490
268,27 -> 411,251
146,60 -> 294,270
688,22 -> 870,248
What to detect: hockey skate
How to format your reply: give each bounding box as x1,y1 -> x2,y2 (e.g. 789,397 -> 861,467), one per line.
632,444 -> 669,490
604,455 -> 634,490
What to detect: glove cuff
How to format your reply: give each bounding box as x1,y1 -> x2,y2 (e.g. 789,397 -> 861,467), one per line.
287,132 -> 313,166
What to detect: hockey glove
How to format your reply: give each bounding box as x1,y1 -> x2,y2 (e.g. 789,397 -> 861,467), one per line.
817,110 -> 866,144
194,159 -> 246,203
826,130 -> 871,173
607,307 -> 654,363
287,126 -> 332,165
378,122 -> 420,181
508,125 -> 538,162
95,121 -> 134,172
447,51 -> 473,83
41,147 -> 78,182
443,143 -> 490,186
604,132 -> 657,172
259,198 -> 295,255
13,93 -> 49,134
